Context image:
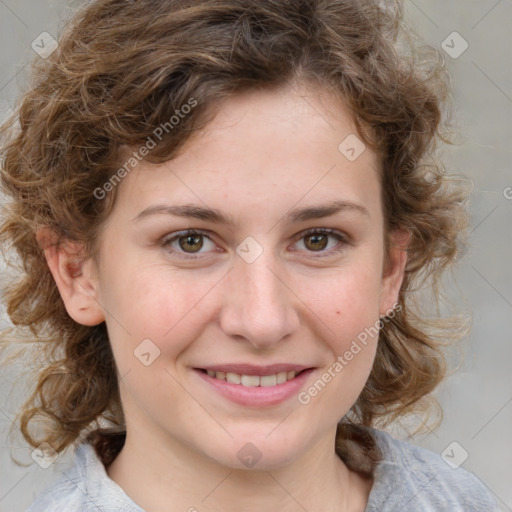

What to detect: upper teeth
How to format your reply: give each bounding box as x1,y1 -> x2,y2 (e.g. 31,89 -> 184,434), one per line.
206,370 -> 297,387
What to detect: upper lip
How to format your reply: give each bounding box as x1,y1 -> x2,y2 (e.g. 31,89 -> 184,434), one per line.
196,364 -> 312,376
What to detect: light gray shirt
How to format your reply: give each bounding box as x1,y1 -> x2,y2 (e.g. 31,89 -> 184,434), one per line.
27,428 -> 502,511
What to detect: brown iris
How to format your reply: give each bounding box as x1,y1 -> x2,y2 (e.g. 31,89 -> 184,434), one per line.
304,233 -> 328,251
179,234 -> 204,253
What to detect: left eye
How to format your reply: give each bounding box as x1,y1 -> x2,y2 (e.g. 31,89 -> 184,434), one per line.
292,228 -> 347,254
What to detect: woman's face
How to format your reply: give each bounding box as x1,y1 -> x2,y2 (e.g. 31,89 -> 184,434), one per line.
84,85 -> 406,469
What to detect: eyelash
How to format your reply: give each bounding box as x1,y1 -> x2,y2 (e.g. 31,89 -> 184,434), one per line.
160,228 -> 349,260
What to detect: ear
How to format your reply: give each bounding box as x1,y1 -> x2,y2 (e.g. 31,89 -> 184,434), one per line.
36,227 -> 105,326
379,228 -> 410,316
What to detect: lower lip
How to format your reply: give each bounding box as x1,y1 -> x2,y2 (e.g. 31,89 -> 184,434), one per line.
194,368 -> 314,407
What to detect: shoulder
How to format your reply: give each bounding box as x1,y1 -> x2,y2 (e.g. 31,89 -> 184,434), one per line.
366,428 -> 500,512
27,443 -> 142,512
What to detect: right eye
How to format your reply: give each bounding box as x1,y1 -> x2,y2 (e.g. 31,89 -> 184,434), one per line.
161,229 -> 218,259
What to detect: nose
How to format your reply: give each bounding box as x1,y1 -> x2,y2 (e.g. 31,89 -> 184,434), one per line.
219,252 -> 300,349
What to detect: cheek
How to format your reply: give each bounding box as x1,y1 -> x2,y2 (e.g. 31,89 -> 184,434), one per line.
307,260 -> 383,336
298,277 -> 381,418
302,260 -> 383,386
100,259 -> 226,362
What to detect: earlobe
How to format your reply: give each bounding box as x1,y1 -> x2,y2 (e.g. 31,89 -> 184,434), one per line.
379,228 -> 410,316
36,227 -> 105,326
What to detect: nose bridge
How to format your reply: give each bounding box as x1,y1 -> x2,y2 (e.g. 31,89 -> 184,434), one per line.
219,247 -> 298,347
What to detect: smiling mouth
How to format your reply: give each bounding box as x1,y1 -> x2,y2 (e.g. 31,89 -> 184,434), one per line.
196,368 -> 309,387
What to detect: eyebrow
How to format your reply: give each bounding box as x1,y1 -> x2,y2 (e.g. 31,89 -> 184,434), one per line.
132,199 -> 370,227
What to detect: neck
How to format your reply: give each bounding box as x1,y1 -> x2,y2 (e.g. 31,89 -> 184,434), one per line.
106,424 -> 372,512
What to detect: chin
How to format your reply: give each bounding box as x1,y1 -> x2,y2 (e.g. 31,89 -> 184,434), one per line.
201,430 -> 306,471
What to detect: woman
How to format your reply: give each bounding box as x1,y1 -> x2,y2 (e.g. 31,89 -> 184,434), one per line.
0,0 -> 500,510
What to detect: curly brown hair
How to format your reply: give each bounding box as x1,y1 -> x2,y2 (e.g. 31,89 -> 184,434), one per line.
1,0 -> 468,474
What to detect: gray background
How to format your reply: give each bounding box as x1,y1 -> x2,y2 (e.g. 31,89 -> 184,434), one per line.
0,1 -> 511,511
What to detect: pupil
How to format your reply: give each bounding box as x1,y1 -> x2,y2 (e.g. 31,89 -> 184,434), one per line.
180,234 -> 203,252
306,234 -> 327,251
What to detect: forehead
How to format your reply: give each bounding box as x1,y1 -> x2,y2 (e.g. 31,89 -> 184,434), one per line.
114,85 -> 382,226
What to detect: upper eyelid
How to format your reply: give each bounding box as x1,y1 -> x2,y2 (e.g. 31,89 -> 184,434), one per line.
298,227 -> 347,239
161,228 -> 214,243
